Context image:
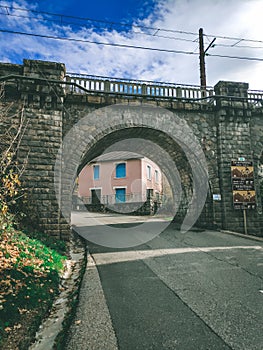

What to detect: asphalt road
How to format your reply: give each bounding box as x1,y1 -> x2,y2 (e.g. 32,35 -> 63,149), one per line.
66,212 -> 263,350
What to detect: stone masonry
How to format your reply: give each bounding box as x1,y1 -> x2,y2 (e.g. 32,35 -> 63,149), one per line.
0,59 -> 262,239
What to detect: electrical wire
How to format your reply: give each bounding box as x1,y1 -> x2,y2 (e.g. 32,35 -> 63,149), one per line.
206,52 -> 263,61
204,33 -> 263,45
213,43 -> 263,50
2,3 -> 263,47
1,4 -> 263,61
0,4 -> 198,36
0,28 -> 199,55
0,10 -> 200,44
0,5 -> 200,45
1,28 -> 263,62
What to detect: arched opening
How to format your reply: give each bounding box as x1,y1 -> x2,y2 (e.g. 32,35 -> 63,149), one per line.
55,103 -> 212,245
73,127 -> 192,222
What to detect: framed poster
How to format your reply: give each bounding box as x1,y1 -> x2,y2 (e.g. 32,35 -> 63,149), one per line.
231,161 -> 256,210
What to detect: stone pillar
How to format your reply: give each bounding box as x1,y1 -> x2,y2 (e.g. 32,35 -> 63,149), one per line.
20,59 -> 66,109
23,59 -> 66,80
215,81 -> 262,236
104,80 -> 110,93
142,84 -> 147,96
16,60 -> 70,239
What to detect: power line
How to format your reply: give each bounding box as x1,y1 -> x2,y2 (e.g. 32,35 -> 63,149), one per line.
3,8 -> 263,50
3,6 -> 263,50
0,4 -> 200,45
206,52 -> 263,61
128,30 -> 198,43
2,3 -> 263,47
0,28 -> 199,55
204,33 -> 263,45
1,28 -> 263,62
214,43 -> 263,50
0,4 -> 197,36
0,10 -> 200,44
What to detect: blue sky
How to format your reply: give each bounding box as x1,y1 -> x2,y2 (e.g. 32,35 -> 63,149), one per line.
1,0 -> 263,89
39,0 -> 156,24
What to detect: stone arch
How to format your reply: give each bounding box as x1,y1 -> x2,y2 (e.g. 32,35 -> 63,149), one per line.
55,103 -> 211,234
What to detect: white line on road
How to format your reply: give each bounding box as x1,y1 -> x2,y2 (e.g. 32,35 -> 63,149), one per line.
92,246 -> 263,266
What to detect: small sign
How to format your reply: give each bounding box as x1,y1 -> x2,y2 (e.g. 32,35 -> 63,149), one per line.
213,194 -> 221,201
231,160 -> 256,210
233,190 -> 255,200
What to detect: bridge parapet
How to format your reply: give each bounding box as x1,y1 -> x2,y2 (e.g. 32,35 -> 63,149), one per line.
1,59 -> 263,107
65,73 -> 215,101
64,74 -> 263,107
247,90 -> 263,107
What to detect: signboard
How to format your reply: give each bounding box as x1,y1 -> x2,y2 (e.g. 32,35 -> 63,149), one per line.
232,190 -> 256,210
213,194 -> 221,201
231,160 -> 256,210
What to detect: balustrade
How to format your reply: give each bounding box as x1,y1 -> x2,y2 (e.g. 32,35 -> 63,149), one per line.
65,74 -> 215,101
64,74 -> 263,106
247,91 -> 263,106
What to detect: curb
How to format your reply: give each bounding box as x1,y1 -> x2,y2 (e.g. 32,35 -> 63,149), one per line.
220,230 -> 263,243
29,232 -> 87,350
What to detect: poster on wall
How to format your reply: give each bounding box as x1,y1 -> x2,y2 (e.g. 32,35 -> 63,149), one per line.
231,160 -> 256,210
232,190 -> 256,209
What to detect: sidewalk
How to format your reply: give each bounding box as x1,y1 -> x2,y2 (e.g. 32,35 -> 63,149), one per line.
64,254 -> 118,350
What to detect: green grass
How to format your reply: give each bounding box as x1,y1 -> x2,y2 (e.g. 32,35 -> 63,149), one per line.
0,229 -> 67,349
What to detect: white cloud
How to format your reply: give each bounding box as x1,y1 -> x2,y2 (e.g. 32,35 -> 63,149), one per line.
0,0 -> 263,89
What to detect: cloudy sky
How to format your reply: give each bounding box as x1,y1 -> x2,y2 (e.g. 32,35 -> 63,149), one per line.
1,0 -> 263,89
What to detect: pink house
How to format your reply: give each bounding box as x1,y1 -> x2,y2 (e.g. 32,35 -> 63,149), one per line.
77,151 -> 162,206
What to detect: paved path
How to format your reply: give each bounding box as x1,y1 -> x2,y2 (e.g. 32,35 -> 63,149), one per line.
64,254 -> 118,350
65,213 -> 263,350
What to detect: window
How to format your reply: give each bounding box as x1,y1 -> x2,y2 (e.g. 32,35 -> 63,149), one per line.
155,170 -> 159,183
147,165 -> 151,180
115,188 -> 126,203
116,163 -> 126,178
93,165 -> 100,180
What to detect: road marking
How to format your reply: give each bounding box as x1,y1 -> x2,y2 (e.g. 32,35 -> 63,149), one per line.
92,246 -> 263,265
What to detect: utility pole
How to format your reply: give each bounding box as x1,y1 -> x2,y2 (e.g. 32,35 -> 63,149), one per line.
199,28 -> 206,90
199,28 -> 216,91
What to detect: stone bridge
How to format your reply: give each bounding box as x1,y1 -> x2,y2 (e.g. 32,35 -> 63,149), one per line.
0,59 -> 262,239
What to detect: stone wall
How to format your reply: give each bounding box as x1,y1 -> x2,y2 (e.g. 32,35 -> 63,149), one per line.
0,59 -> 262,238
214,81 -> 263,235
0,60 -> 69,239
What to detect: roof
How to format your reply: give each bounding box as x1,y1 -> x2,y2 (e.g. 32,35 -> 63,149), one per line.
90,151 -> 144,163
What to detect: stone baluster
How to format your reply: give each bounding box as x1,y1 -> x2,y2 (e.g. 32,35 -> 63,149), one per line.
176,87 -> 182,99
104,80 -> 110,92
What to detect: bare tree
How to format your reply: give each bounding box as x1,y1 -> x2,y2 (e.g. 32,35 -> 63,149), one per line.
0,83 -> 28,232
